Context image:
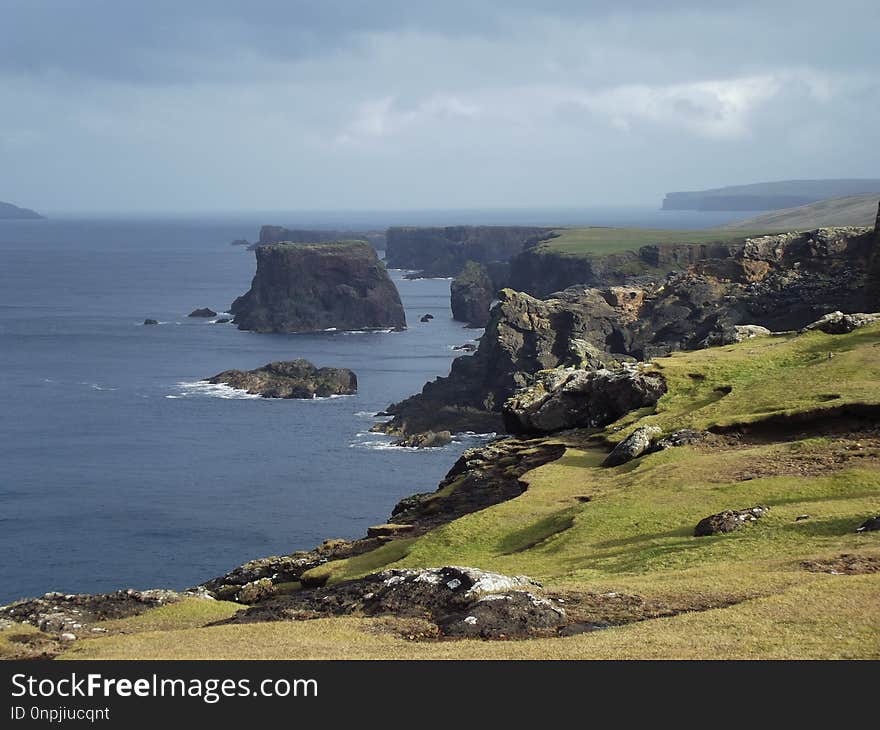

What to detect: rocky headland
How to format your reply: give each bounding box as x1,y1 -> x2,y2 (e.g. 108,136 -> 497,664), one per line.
252,225 -> 386,250
207,359 -> 357,398
230,241 -> 406,333
0,200 -> 44,219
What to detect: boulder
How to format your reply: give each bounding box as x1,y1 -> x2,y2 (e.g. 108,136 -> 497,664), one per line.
224,566 -> 566,639
602,426 -> 663,467
420,314 -> 434,323
207,359 -> 357,398
800,311 -> 880,335
393,431 -> 453,448
694,506 -> 770,537
230,241 -> 406,333
235,578 -> 277,604
503,366 -> 667,435
701,324 -> 772,347
856,516 -> 880,533
188,307 -> 217,318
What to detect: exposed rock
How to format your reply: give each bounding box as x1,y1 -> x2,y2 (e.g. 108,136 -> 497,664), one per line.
393,430 -> 453,448
235,578 -> 277,605
0,589 -> 183,634
856,516 -> 880,532
450,261 -> 506,327
452,342 -> 477,352
366,524 -> 415,538
230,239 -> 250,246
188,307 -> 217,318
420,314 -> 434,323
700,324 -> 772,347
800,311 -> 880,335
653,429 -> 706,451
143,318 -> 158,325
503,366 -> 667,435
694,506 -> 770,537
602,426 -> 663,467
207,359 -> 357,399
230,242 -> 406,333
222,567 -> 566,639
214,317 -> 231,324
385,226 -> 551,278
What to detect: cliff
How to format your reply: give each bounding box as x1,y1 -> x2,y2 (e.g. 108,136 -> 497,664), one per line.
722,194 -> 880,230
230,241 -> 406,333
0,200 -> 43,219
254,226 -> 386,250
384,226 -> 551,277
662,179 -> 880,211
379,225 -> 877,436
449,261 -> 509,327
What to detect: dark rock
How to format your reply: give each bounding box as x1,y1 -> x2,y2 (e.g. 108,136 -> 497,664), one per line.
503,366 -> 667,435
385,226 -> 552,278
254,226 -> 386,250
856,516 -> 880,532
207,359 -> 357,398
143,319 -> 158,325
452,343 -> 477,352
800,311 -> 880,335
393,430 -> 453,448
602,426 -> 663,467
652,429 -> 706,451
230,239 -> 250,246
230,242 -> 406,333
188,307 -> 217,318
450,261 -> 501,327
214,317 -> 231,324
222,567 -> 566,639
694,506 -> 770,537
420,314 -> 434,323
0,200 -> 43,219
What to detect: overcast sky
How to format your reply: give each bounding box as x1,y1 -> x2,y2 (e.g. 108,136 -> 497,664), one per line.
1,1 -> 878,213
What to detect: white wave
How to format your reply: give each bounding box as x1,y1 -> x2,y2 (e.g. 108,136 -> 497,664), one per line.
355,410 -> 382,418
79,382 -> 117,391
323,327 -> 338,332
171,380 -> 263,400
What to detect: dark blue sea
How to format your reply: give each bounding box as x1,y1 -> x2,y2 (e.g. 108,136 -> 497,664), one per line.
0,207 -> 751,603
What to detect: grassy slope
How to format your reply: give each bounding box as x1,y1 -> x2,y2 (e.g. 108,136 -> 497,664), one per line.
722,194 -> 879,231
535,227 -> 765,257
17,326 -> 880,660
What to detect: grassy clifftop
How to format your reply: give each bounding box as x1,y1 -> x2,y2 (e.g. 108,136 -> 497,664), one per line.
534,227 -> 763,257
5,324 -> 875,659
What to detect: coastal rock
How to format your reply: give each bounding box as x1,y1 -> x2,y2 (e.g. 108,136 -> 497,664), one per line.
230,239 -> 250,247
800,311 -> 880,335
254,225 -> 385,250
0,589 -> 183,634
602,426 -> 663,467
694,506 -> 770,537
452,343 -> 477,352
235,578 -> 277,605
230,241 -> 406,333
700,324 -> 772,348
393,430 -> 453,448
223,567 -> 566,639
420,314 -> 433,323
207,359 -> 357,399
450,261 -> 502,327
385,226 -> 551,278
188,307 -> 217,318
503,366 -> 667,435
143,319 -> 158,325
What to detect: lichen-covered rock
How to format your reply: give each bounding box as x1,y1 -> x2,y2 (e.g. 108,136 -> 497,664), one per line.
701,324 -> 772,347
222,566 -> 566,639
393,430 -> 452,448
0,589 -> 185,634
503,366 -> 666,435
694,506 -> 770,537
603,426 -> 663,467
207,359 -> 356,398
800,311 -> 880,335
235,578 -> 277,604
231,242 -> 406,333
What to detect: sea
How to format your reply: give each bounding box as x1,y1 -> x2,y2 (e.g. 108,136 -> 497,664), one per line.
0,207 -> 752,603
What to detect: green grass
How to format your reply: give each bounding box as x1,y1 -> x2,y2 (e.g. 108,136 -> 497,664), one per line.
536,227 -> 767,257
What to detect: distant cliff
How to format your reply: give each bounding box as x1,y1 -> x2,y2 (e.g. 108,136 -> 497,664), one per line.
722,194 -> 879,230
230,241 -> 406,333
662,179 -> 880,212
0,201 -> 43,219
254,226 -> 386,250
384,226 -> 551,277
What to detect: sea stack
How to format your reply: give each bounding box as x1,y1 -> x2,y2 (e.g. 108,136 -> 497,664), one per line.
230,241 -> 406,333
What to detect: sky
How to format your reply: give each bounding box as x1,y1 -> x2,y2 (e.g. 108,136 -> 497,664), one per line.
0,1 -> 878,214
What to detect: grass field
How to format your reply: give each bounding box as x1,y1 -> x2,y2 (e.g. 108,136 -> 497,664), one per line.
535,227 -> 766,257
5,325 -> 879,660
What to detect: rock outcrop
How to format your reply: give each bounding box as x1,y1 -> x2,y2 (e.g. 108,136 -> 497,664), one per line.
143,318 -> 158,325
450,261 -> 512,327
188,307 -> 217,318
800,311 -> 880,335
602,426 -> 663,467
222,566 -> 566,639
694,506 -> 769,537
385,226 -> 551,277
379,226 -> 878,436
207,359 -> 357,398
230,242 -> 406,333
503,366 -> 666,435
253,226 -> 386,250
393,430 -> 452,448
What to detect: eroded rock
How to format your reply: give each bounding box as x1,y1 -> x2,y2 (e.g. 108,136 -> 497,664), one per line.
393,430 -> 452,448
188,307 -> 217,318
694,506 -> 770,537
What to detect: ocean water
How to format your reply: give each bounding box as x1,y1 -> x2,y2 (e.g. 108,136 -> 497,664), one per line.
0,208 -> 752,603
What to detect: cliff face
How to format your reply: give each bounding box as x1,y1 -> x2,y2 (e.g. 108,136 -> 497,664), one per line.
449,261 -> 509,327
231,242 -> 406,333
661,179 -> 880,211
385,226 -> 551,277
380,226 -> 876,436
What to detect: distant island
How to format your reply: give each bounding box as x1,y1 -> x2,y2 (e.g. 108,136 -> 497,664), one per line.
0,200 -> 44,219
662,179 -> 880,212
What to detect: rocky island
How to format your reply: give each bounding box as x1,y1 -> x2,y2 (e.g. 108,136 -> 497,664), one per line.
230,241 -> 406,333
207,359 -> 357,398
0,200 -> 44,219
